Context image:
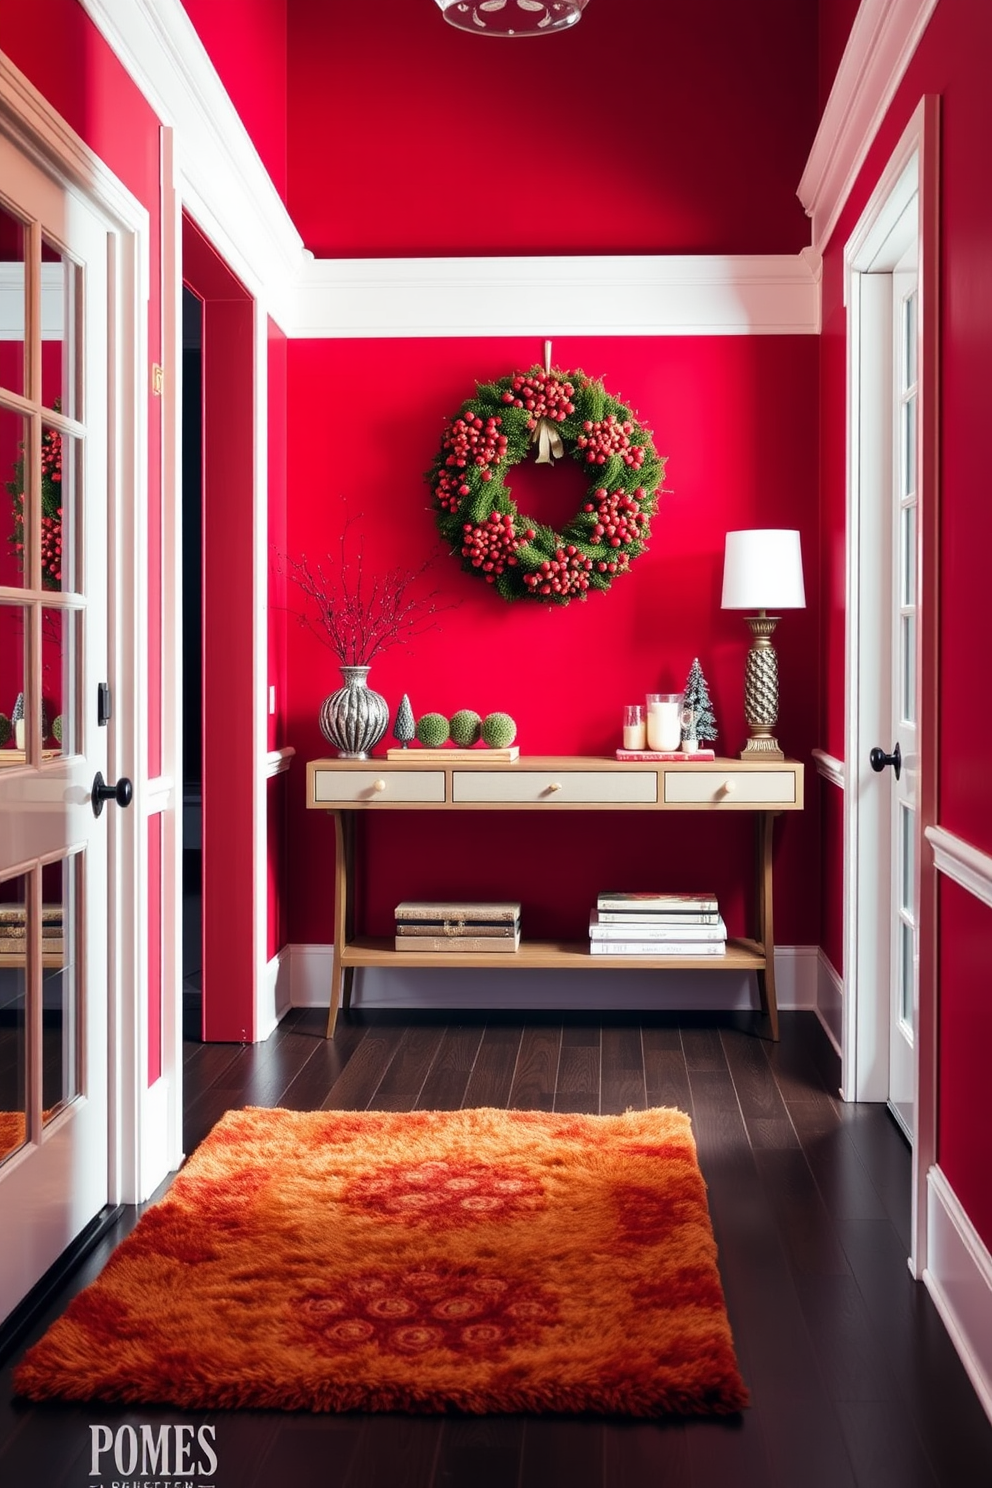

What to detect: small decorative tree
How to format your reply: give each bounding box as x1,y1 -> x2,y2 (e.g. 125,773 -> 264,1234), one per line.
681,658 -> 718,746
392,694 -> 415,748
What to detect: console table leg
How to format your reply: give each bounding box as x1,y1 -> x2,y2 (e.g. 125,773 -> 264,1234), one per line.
326,809 -> 353,1039
755,812 -> 780,1041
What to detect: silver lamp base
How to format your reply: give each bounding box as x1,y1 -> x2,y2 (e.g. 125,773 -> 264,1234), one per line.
740,614 -> 785,761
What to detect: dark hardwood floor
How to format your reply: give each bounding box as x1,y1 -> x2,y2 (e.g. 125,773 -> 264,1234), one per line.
2,1007 -> 991,1488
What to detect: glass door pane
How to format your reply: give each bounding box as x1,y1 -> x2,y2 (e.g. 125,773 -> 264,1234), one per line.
0,872 -> 28,1166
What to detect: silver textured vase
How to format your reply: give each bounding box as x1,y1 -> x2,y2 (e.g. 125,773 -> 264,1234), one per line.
319,665 -> 389,759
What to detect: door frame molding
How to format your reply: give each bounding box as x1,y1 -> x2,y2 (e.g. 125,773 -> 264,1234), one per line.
0,52 -> 176,1208
842,95 -> 940,1275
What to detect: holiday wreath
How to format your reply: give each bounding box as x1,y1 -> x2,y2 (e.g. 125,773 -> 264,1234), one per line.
427,367 -> 666,604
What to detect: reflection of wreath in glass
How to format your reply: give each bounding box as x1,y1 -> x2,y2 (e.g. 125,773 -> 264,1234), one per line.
427,366 -> 665,605
6,402 -> 62,588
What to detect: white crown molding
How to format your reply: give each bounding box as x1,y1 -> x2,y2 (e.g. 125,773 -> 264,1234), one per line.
798,0 -> 939,253
925,1166 -> 992,1426
926,825 -> 992,912
290,253 -> 819,338
811,747 -> 844,788
77,0 -> 305,327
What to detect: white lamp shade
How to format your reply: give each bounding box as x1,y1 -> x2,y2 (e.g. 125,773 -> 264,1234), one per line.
721,529 -> 806,610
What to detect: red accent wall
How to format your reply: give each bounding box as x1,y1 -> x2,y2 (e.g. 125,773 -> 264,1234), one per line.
287,333 -> 820,948
286,0 -> 817,258
818,0 -> 992,1246
183,216 -> 257,1043
179,0 -> 288,201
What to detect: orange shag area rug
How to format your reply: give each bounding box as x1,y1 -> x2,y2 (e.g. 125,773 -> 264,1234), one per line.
14,1105 -> 748,1417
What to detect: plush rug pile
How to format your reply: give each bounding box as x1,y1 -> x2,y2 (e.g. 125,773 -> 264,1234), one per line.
14,1105 -> 748,1416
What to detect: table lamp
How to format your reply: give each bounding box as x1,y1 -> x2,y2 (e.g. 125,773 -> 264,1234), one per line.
721,529 -> 806,760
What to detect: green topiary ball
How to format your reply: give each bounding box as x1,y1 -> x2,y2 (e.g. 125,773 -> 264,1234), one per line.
0,713 -> 10,748
52,714 -> 63,745
449,709 -> 482,747
481,712 -> 517,749
415,712 -> 450,748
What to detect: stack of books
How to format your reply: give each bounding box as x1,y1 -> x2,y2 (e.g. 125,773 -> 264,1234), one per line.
0,904 -> 64,959
589,892 -> 726,955
394,901 -> 521,953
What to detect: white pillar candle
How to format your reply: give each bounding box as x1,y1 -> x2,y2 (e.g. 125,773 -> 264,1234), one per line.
622,704 -> 646,750
646,694 -> 682,752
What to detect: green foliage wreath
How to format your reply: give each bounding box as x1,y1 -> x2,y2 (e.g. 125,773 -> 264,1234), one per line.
427,367 -> 666,605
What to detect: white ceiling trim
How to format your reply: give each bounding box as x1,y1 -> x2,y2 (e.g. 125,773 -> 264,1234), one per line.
290,252 -> 820,338
78,0 -> 305,326
77,0 -> 818,338
798,0 -> 939,253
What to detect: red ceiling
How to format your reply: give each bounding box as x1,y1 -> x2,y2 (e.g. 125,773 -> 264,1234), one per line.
181,0 -> 827,259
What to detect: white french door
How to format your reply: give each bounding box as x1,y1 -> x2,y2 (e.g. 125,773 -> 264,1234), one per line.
884,250 -> 920,1143
0,134 -> 115,1321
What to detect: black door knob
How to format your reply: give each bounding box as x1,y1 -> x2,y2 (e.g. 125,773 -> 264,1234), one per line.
91,771 -> 133,817
869,742 -> 902,781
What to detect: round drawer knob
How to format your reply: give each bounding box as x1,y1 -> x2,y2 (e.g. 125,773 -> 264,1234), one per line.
719,779 -> 736,795
373,779 -> 387,792
547,781 -> 562,793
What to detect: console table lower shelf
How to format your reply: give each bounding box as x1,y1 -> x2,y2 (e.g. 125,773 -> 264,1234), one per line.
340,935 -> 764,971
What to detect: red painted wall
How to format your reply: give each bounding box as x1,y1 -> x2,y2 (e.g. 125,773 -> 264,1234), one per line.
818,0 -> 992,1245
184,217 -> 258,1043
286,0 -> 818,257
287,333 -> 820,947
179,0 -> 288,201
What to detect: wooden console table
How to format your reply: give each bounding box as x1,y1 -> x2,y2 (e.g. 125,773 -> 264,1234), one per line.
306,755 -> 804,1040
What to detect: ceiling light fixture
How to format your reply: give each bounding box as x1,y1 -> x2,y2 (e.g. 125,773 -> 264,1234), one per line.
435,0 -> 589,38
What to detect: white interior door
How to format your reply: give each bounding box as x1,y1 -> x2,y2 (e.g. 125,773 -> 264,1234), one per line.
884,250 -> 920,1143
0,135 -> 115,1321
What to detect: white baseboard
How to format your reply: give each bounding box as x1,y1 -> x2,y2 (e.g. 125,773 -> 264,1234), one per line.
284,943 -> 818,1015
924,1166 -> 992,1426
816,949 -> 844,1056
257,947 -> 292,1041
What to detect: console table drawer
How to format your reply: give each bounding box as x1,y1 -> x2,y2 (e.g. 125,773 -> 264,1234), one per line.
311,770 -> 446,804
453,771 -> 658,804
663,769 -> 797,805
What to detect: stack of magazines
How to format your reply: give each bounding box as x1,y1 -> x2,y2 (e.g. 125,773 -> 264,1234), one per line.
589,892 -> 726,955
395,901 -> 521,953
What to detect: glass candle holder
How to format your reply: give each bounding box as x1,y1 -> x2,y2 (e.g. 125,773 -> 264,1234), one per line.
646,693 -> 683,752
622,704 -> 647,750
